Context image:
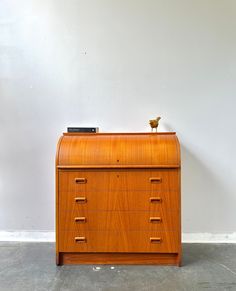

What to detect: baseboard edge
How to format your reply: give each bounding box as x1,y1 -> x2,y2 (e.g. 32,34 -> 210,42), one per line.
0,231 -> 236,243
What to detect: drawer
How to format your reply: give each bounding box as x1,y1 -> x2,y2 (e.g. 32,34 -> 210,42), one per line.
59,189 -> 180,212
59,230 -> 179,253
59,210 -> 180,231
58,169 -> 180,192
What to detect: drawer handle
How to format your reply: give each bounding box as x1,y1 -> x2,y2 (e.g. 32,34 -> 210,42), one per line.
150,177 -> 162,183
74,217 -> 86,223
150,217 -> 162,223
150,197 -> 162,203
150,237 -> 162,243
75,236 -> 86,243
75,178 -> 87,184
74,197 -> 87,203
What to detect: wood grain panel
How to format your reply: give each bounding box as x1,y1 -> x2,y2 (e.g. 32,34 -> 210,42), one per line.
59,210 -> 180,231
59,189 -> 179,212
58,169 -> 180,192
58,133 -> 180,167
59,252 -> 180,265
59,230 -> 179,253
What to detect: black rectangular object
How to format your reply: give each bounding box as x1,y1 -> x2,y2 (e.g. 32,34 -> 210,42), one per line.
67,127 -> 99,133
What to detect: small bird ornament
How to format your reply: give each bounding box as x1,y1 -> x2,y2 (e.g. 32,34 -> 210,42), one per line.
149,117 -> 161,132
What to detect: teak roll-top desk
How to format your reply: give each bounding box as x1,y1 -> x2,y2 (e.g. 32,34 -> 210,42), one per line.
56,132 -> 181,266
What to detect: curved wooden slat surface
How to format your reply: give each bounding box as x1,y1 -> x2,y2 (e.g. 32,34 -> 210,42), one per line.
56,132 -> 180,168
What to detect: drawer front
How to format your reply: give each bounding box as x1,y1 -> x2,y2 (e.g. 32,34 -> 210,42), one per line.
59,230 -> 179,253
59,210 -> 180,231
58,169 -> 180,193
59,189 -> 179,212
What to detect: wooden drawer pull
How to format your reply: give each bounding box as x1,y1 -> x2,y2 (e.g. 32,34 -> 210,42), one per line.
150,197 -> 162,203
74,217 -> 86,223
150,237 -> 162,243
74,197 -> 87,203
150,217 -> 162,223
150,177 -> 162,183
75,236 -> 86,243
75,178 -> 87,184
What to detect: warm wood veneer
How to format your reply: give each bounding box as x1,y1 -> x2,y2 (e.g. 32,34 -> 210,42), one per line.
56,132 -> 181,265
59,209 -> 179,231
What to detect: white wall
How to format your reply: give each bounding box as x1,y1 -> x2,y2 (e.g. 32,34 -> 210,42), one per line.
0,0 -> 236,237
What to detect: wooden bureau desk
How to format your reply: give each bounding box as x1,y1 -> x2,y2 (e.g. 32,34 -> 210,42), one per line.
56,132 -> 181,265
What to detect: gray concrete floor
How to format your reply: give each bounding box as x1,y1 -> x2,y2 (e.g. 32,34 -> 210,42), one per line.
0,243 -> 236,291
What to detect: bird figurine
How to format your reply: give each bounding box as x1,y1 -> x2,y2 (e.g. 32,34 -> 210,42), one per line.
149,117 -> 161,132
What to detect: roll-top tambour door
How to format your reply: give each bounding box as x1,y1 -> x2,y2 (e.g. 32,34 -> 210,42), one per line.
57,133 -> 180,167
